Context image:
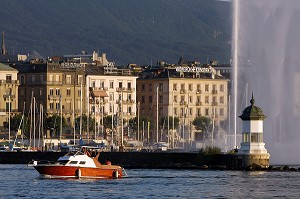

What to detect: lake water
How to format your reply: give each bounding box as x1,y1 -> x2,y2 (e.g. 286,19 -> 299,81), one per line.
0,165 -> 299,199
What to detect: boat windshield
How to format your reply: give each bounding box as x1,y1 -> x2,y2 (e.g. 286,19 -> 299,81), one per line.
57,160 -> 69,165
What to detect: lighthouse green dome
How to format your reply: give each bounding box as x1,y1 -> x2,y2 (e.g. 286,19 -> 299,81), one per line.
239,95 -> 266,120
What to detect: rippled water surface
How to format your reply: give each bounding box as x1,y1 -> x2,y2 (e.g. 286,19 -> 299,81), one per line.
0,165 -> 300,199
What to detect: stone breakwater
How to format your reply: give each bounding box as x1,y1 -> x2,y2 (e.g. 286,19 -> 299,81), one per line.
0,151 -> 298,171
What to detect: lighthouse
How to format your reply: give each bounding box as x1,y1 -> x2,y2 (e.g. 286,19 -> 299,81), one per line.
236,94 -> 270,169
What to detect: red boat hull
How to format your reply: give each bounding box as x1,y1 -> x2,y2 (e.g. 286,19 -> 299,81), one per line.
34,165 -> 123,179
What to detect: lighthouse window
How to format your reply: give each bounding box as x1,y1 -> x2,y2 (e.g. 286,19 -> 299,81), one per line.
250,133 -> 263,143
242,133 -> 249,142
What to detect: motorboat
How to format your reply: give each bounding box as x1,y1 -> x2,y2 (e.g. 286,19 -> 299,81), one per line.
28,149 -> 126,179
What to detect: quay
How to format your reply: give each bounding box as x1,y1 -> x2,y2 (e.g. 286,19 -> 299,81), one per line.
0,151 -> 274,170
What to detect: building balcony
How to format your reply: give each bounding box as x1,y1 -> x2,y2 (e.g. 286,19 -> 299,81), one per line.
180,101 -> 187,105
212,90 -> 218,94
196,102 -> 202,106
180,89 -> 186,94
116,87 -> 135,92
3,94 -> 16,99
46,81 -> 63,85
0,80 -> 19,84
94,87 -> 108,91
212,102 -> 218,106
48,95 -> 61,100
0,109 -> 18,113
196,90 -> 202,94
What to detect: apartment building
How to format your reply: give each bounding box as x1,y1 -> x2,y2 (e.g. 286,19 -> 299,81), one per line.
0,63 -> 19,130
137,65 -> 229,145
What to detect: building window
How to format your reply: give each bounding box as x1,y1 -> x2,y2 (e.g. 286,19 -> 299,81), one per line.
20,75 -> 25,84
181,84 -> 185,90
128,93 -> 132,101
49,75 -> 53,82
109,81 -> 114,89
197,84 -> 201,92
220,108 -> 224,116
141,96 -> 145,103
78,89 -> 81,97
55,75 -> 60,82
149,96 -> 152,103
174,95 -> 177,103
220,96 -> 224,104
31,75 -> 35,82
109,104 -> 113,113
56,102 -> 60,109
56,88 -> 60,96
205,96 -> 209,104
49,88 -> 54,95
220,84 -> 224,92
197,96 -> 201,103
205,84 -> 209,92
78,75 -> 83,84
149,84 -> 152,91
100,81 -> 105,89
205,108 -> 209,116
119,81 -> 123,88
141,84 -> 145,91
128,107 -> 132,114
189,96 -> 192,103
128,82 -> 131,89
188,84 -> 193,91
91,80 -> 95,88
66,75 -> 71,84
67,88 -> 71,96
50,102 -> 54,109
159,95 -> 163,103
197,108 -> 201,116
109,93 -> 114,101
189,108 -> 192,116
159,83 -> 163,92
174,108 -> 177,115
173,83 -> 177,91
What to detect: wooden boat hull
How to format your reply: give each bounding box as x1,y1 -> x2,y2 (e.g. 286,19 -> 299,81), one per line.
34,165 -> 123,179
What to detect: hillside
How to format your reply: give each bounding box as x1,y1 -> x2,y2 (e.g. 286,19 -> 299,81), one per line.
0,0 -> 232,65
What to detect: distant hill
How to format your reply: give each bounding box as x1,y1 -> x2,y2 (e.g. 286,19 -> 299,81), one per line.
0,0 -> 232,65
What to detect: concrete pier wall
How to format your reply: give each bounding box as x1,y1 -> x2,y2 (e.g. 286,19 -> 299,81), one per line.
0,152 -> 269,170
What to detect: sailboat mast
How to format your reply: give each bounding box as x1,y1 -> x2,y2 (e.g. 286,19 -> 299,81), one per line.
33,96 -> 36,149
80,80 -> 82,141
156,86 -> 158,143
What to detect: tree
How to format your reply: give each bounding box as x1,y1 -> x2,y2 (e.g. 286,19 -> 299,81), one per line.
159,116 -> 179,129
192,116 -> 212,138
44,114 -> 67,137
8,113 -> 30,135
75,114 -> 96,133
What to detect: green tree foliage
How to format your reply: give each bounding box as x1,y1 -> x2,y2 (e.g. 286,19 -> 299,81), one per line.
159,116 -> 179,129
75,114 -> 96,133
192,116 -> 211,130
8,114 -> 30,134
199,146 -> 222,155
128,116 -> 150,131
44,114 -> 67,136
